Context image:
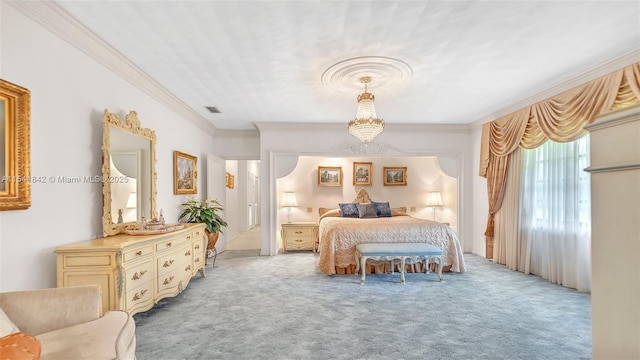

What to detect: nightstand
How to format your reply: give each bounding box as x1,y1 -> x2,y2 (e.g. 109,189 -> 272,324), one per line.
281,222 -> 318,253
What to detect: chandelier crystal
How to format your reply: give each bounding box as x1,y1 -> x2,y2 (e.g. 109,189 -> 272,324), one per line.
348,77 -> 385,143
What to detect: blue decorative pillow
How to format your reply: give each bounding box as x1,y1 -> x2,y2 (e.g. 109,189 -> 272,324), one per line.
338,203 -> 359,218
372,201 -> 392,217
357,203 -> 378,218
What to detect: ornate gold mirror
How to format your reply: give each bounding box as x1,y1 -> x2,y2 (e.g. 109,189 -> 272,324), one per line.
102,110 -> 157,236
0,79 -> 31,210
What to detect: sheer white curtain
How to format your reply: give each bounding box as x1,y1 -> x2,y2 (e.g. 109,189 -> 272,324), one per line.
519,135 -> 591,292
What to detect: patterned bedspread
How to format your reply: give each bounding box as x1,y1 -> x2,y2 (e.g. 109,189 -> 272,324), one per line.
317,215 -> 467,275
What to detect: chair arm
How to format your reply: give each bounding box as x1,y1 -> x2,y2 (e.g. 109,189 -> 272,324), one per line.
0,285 -> 102,336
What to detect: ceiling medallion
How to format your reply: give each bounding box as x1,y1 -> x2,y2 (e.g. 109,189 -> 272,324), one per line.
321,56 -> 413,93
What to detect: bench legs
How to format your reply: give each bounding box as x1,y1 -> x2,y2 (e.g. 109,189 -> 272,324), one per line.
355,252 -> 443,284
426,256 -> 444,282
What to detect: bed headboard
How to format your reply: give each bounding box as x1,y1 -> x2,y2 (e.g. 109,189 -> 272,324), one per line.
354,188 -> 371,204
318,188 -> 407,216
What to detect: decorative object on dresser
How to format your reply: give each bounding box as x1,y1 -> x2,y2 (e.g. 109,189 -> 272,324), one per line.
281,222 -> 318,253
317,166 -> 342,186
173,151 -> 197,195
280,192 -> 298,223
56,223 -> 207,316
0,79 -> 31,210
102,109 -> 157,237
179,197 -> 228,265
353,162 -> 372,186
426,191 -> 444,221
383,166 -> 407,186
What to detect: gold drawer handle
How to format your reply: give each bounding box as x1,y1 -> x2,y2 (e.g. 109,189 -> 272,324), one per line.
295,239 -> 303,242
135,250 -> 142,256
163,259 -> 175,267
132,289 -> 148,301
187,235 -> 191,239
185,265 -> 191,271
132,269 -> 147,280
295,231 -> 303,234
195,245 -> 200,250
166,242 -> 172,247
163,276 -> 175,285
185,250 -> 191,256
195,257 -> 200,263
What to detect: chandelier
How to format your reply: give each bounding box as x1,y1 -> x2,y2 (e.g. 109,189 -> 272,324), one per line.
348,76 -> 385,143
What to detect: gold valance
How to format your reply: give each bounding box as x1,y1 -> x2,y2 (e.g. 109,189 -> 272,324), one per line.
480,62 -> 640,177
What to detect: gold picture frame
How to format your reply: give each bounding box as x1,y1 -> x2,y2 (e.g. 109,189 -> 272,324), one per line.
383,166 -> 407,186
0,79 -> 31,210
353,162 -> 372,186
318,166 -> 342,186
173,151 -> 197,194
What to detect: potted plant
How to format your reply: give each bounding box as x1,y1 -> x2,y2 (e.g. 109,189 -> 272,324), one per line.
179,197 -> 228,250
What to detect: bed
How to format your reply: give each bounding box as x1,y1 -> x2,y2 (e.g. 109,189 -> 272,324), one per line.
317,189 -> 467,275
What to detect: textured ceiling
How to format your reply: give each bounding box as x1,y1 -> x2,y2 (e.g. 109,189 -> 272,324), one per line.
55,1 -> 640,130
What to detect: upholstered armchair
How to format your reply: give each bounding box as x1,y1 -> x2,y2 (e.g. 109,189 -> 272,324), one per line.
0,285 -> 136,360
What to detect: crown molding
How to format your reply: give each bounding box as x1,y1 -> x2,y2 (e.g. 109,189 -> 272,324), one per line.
473,49 -> 640,127
8,0 -> 217,136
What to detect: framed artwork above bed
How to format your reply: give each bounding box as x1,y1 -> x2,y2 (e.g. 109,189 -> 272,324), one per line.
353,162 -> 372,186
383,166 -> 407,186
318,166 -> 342,186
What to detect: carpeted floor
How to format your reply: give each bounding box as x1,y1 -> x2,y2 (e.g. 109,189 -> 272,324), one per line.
133,251 -> 591,360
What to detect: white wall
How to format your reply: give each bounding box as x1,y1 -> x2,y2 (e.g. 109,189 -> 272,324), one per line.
0,4 -> 216,291
471,123 -> 489,257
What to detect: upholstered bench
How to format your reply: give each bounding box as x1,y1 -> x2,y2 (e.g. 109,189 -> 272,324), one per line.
354,243 -> 444,284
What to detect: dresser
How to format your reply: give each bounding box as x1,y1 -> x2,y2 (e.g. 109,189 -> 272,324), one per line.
56,223 -> 206,316
281,222 -> 318,252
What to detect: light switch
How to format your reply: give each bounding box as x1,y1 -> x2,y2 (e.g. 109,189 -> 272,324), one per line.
410,206 -> 416,212
307,207 -> 313,213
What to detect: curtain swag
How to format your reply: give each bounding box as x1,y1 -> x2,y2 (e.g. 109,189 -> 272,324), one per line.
479,62 -> 640,255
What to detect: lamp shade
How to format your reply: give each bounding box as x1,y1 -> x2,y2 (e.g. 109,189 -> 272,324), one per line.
125,192 -> 137,209
426,191 -> 443,207
280,192 -> 298,207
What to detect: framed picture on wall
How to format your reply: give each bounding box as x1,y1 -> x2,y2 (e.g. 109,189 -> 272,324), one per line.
383,166 -> 407,186
318,166 -> 342,186
228,174 -> 235,189
173,151 -> 197,194
353,162 -> 372,186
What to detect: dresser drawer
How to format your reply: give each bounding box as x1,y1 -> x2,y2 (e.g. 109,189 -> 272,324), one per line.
125,281 -> 153,313
155,236 -> 188,253
156,249 -> 184,276
125,260 -> 153,291
157,269 -> 180,293
123,244 -> 153,263
285,237 -> 313,250
287,227 -> 314,238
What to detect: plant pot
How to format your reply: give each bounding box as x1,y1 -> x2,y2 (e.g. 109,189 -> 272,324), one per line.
206,230 -> 219,250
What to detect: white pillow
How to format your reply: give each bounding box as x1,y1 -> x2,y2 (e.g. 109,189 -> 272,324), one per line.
0,307 -> 20,337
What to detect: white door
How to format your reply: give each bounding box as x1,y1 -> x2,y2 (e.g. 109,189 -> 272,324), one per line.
207,154 -> 227,251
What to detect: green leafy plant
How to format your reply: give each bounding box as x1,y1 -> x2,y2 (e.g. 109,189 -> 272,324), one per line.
179,197 -> 228,235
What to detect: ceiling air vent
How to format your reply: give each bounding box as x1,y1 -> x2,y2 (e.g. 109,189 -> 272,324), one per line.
205,106 -> 221,113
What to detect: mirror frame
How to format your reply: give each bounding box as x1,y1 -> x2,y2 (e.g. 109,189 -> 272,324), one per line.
0,79 -> 31,210
102,110 -> 157,236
